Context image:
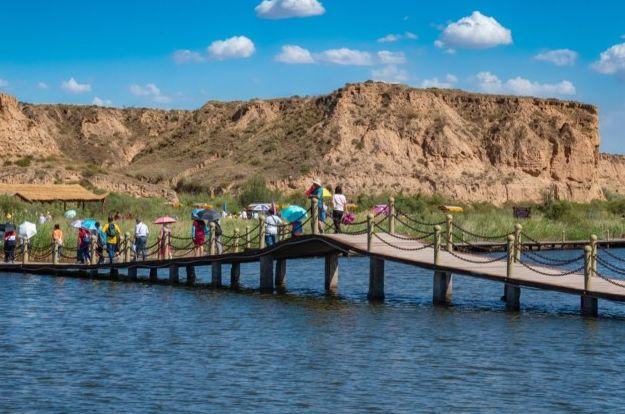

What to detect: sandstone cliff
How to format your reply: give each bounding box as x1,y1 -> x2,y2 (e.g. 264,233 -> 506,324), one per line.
0,82 -> 609,204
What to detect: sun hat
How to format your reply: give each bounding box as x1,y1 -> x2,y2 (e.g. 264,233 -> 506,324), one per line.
312,178 -> 321,186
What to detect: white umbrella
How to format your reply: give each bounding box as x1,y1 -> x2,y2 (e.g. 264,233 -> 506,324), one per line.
249,203 -> 271,212
70,219 -> 83,229
64,209 -> 77,219
18,221 -> 37,239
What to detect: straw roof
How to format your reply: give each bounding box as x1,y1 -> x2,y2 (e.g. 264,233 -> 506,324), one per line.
0,184 -> 107,202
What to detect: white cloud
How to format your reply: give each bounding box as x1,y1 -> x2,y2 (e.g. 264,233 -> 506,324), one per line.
592,43 -> 625,75
435,11 -> 512,51
534,49 -> 578,66
0,78 -> 8,87
475,71 -> 575,97
173,49 -> 204,64
421,74 -> 458,88
275,45 -> 315,64
92,97 -> 113,107
377,31 -> 418,43
377,50 -> 407,65
208,36 -> 255,60
255,0 -> 325,19
129,83 -> 171,103
61,77 -> 91,94
316,48 -> 373,65
37,82 -> 48,89
371,65 -> 408,83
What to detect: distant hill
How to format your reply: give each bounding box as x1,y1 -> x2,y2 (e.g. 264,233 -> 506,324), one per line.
0,81 -> 618,204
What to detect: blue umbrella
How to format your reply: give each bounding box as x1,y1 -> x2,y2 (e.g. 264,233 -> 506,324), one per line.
191,208 -> 205,220
281,205 -> 307,223
80,218 -> 97,230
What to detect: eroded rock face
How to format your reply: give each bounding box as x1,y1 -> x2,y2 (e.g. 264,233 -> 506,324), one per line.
0,83 -> 611,204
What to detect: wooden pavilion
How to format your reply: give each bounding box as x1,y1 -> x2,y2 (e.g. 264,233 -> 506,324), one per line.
0,184 -> 107,209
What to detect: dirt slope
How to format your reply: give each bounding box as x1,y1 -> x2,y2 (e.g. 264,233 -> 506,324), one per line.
0,82 -> 611,204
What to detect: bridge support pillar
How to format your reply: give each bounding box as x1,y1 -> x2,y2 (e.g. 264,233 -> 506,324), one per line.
169,265 -> 179,284
504,284 -> 521,311
581,295 -> 598,317
325,254 -> 339,292
275,258 -> 286,290
110,267 -> 119,279
260,256 -> 274,292
230,263 -> 241,289
212,262 -> 222,287
128,267 -> 138,281
368,257 -> 385,301
149,268 -> 158,282
433,271 -> 452,305
185,265 -> 196,286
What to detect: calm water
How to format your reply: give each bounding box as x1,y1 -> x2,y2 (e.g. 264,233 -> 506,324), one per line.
2,250 -> 625,413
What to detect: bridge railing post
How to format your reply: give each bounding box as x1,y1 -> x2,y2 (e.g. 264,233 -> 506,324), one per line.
590,234 -> 597,276
209,222 -> 216,255
514,223 -> 522,262
506,235 -> 514,280
245,226 -> 250,250
21,238 -> 29,265
434,225 -> 441,265
446,214 -> 453,252
234,228 -> 240,253
123,232 -> 130,262
388,197 -> 396,234
90,234 -> 97,265
584,245 -> 592,291
311,197 -> 319,235
53,242 -> 59,265
259,216 -> 266,249
581,244 -> 598,316
367,213 -> 374,252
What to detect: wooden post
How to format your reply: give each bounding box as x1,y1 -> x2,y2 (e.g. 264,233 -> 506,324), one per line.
388,196 -> 396,234
230,262 -> 241,289
53,242 -> 59,265
245,226 -> 251,250
90,234 -> 97,265
149,267 -> 158,282
514,223 -> 522,262
234,228 -> 240,253
324,254 -> 339,292
259,256 -> 273,292
128,266 -> 137,281
368,257 -> 385,301
275,258 -> 287,289
505,234 -> 520,310
186,265 -> 196,286
212,262 -> 222,287
432,225 -> 452,304
169,265 -> 179,283
581,245 -> 598,316
367,213 -> 374,252
590,234 -> 597,276
562,230 -> 566,242
311,197 -> 319,235
123,232 -> 131,262
21,238 -> 29,265
209,222 -> 216,255
259,216 -> 266,249
446,214 -> 453,252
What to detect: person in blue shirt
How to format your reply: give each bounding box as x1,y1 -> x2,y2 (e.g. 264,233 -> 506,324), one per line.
94,222 -> 107,265
309,178 -> 326,234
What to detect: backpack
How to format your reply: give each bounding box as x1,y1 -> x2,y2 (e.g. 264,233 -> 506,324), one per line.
214,222 -> 223,237
106,223 -> 118,238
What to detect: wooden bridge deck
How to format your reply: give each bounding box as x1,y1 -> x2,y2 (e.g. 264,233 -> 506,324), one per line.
2,232 -> 625,312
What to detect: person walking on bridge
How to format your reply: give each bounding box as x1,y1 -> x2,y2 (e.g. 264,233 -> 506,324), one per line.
192,219 -> 206,256
332,185 -> 347,233
307,178 -> 326,234
102,217 -> 121,264
52,224 -> 63,262
134,218 -> 149,261
264,208 -> 283,247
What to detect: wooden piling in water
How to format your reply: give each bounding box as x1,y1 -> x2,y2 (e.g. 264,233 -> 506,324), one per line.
368,257 -> 385,301
186,265 -> 196,286
230,262 -> 240,289
505,234 -> 520,310
149,268 -> 158,282
324,254 -> 339,292
581,245 -> 598,316
169,265 -> 179,283
275,258 -> 286,289
432,225 -> 452,304
212,262 -> 222,287
128,267 -> 138,281
259,256 -> 273,292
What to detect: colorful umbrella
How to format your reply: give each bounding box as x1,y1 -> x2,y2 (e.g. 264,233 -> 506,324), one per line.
70,219 -> 83,229
281,205 -> 308,223
322,188 -> 332,198
80,218 -> 97,230
249,203 -> 271,212
154,216 -> 177,224
64,209 -> 77,219
18,221 -> 37,239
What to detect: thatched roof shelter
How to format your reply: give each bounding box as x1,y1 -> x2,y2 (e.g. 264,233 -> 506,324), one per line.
0,184 -> 106,203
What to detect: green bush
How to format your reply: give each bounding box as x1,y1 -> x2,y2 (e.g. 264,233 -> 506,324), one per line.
238,174 -> 275,207
15,156 -> 33,168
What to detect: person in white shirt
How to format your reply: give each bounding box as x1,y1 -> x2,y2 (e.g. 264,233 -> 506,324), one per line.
332,186 -> 347,233
264,209 -> 283,247
134,218 -> 149,261
38,213 -> 46,225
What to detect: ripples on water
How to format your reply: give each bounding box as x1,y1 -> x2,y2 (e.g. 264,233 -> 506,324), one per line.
2,250 -> 625,413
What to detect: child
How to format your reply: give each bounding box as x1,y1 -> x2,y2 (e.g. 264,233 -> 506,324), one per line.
3,229 -> 16,263
52,224 -> 64,262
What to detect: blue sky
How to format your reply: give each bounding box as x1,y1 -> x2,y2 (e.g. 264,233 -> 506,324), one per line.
1,0 -> 624,152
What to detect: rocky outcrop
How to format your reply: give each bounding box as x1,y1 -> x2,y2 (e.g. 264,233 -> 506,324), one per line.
0,82 -> 612,204
599,154 -> 625,197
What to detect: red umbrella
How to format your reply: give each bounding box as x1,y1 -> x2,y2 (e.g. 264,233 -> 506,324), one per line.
154,216 -> 177,224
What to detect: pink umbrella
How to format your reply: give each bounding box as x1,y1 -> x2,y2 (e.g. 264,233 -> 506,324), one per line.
154,216 -> 177,224
373,204 -> 389,216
